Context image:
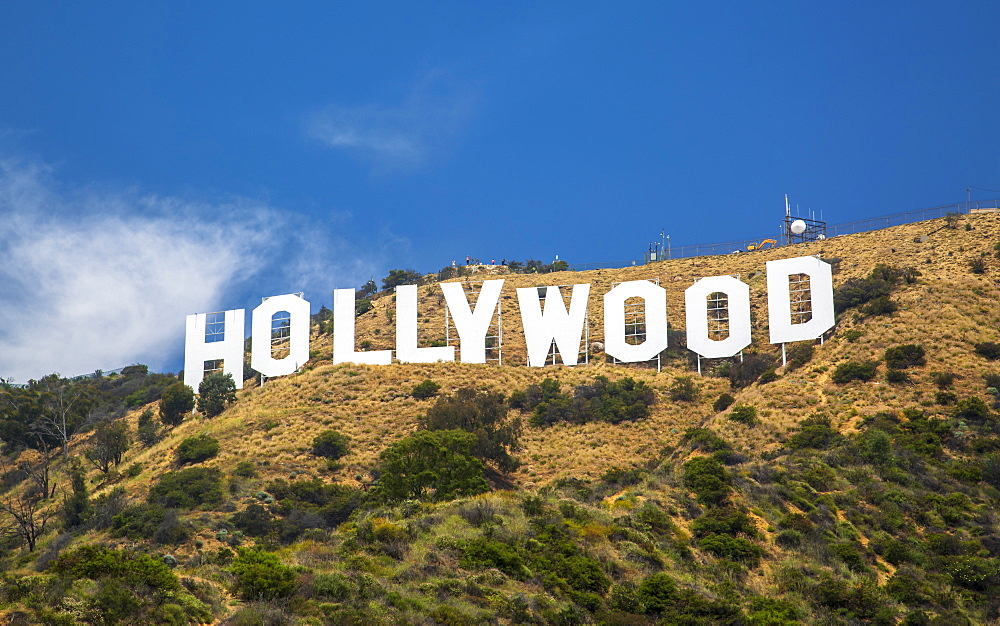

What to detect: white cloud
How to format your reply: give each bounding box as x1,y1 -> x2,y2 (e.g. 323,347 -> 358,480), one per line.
308,70 -> 477,171
0,161 -> 377,382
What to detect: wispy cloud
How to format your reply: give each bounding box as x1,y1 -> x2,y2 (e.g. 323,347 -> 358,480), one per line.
0,161 -> 377,382
308,70 -> 477,171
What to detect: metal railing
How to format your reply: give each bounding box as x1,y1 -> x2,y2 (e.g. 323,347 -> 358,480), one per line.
569,199 -> 1000,270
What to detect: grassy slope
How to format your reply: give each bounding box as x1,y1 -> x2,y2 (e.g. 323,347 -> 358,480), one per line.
4,212 -> 1000,623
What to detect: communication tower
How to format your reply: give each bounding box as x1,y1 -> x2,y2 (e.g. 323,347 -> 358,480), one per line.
783,194 -> 827,245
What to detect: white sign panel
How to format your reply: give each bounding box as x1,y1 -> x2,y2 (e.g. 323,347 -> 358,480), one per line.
395,285 -> 455,363
251,293 -> 311,377
332,288 -> 392,365
184,309 -> 245,390
441,279 -> 504,364
766,256 -> 835,344
517,284 -> 590,367
603,280 -> 669,363
685,275 -> 752,359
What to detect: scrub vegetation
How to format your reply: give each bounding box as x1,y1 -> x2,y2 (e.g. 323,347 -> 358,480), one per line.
3,214 -> 1000,623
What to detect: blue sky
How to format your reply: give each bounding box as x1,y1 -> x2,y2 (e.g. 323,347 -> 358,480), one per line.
0,1 -> 998,380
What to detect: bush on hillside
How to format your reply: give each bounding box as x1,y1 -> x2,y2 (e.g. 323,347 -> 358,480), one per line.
266,478 -> 362,538
833,264 -> 918,315
528,375 -> 656,427
886,369 -> 911,384
112,503 -> 191,544
175,434 -> 220,465
885,344 -> 926,369
159,382 -> 194,427
148,467 -> 224,509
713,393 -> 735,412
785,342 -> 815,371
229,548 -> 297,601
137,409 -> 160,446
411,379 -> 441,399
862,296 -> 898,317
683,456 -> 732,505
788,417 -> 843,450
197,372 -> 237,417
974,342 -> 1000,361
371,430 -> 488,503
832,361 -> 878,384
932,371 -> 958,389
354,298 -> 373,316
728,405 -> 758,426
311,430 -> 350,460
728,353 -> 776,388
954,397 -> 991,422
420,387 -> 521,472
669,376 -> 698,402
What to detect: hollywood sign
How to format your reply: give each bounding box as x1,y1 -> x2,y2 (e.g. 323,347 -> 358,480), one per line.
183,255 -> 833,391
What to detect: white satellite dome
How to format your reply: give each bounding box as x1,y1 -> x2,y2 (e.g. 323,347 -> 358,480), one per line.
790,219 -> 807,234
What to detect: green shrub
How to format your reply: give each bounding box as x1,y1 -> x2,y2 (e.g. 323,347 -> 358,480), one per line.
682,428 -> 733,454
885,369 -> 911,384
713,392 -> 735,412
775,529 -> 803,548
863,296 -> 897,317
834,264 -> 917,314
411,379 -> 441,399
354,298 -> 373,316
159,382 -> 194,427
529,375 -> 656,427
970,255 -> 988,274
690,507 -> 757,538
757,368 -> 779,384
112,503 -> 191,544
381,268 -> 422,291
148,467 -> 224,509
229,548 -> 297,601
669,376 -> 698,401
745,597 -> 801,625
728,353 -> 776,388
683,456 -> 731,505
975,342 -> 1000,360
311,430 -> 350,460
637,573 -> 678,613
230,503 -> 276,537
311,572 -> 353,600
137,409 -> 160,446
233,461 -> 258,478
728,404 -> 758,426
460,538 -> 526,578
786,343 -> 814,371
885,344 -> 926,369
698,533 -> 765,566
266,478 -> 362,535
832,361 -> 878,383
420,387 -> 521,472
932,371 -> 958,388
788,416 -> 842,449
935,391 -> 957,405
175,434 -> 220,465
954,396 -> 991,421
197,372 -> 237,417
371,430 -> 488,503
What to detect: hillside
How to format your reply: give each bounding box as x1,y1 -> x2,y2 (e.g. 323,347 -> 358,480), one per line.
3,211 -> 1000,624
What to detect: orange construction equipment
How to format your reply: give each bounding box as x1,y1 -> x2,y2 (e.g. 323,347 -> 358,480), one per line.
746,239 -> 777,251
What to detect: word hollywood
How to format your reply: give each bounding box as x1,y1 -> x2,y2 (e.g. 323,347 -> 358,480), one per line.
183,255 -> 834,391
